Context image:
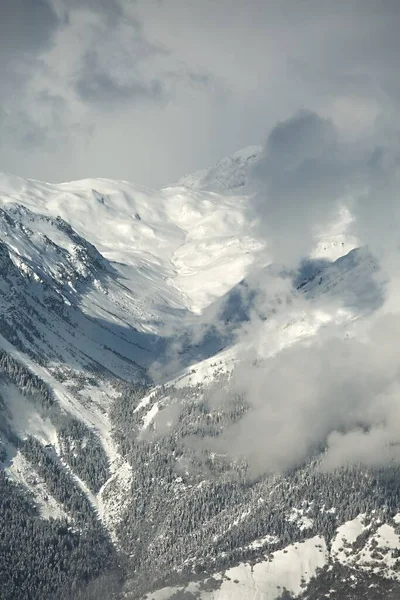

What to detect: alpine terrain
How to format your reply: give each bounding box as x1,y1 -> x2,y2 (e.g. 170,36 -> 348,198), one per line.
0,147 -> 398,600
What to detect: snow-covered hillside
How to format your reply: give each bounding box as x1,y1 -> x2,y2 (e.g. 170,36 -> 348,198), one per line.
0,148 -> 391,600
0,171 -> 259,317
145,536 -> 328,600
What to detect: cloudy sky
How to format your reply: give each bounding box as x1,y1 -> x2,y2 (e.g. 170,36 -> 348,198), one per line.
1,0 -> 400,187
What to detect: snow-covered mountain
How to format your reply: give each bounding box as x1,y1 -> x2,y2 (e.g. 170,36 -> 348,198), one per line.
172,145 -> 262,193
0,152 -> 395,600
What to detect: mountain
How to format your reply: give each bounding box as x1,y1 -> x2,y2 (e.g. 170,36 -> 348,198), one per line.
0,153 -> 395,600
172,145 -> 262,192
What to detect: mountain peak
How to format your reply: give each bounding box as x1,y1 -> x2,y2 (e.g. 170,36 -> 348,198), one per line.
170,145 -> 262,192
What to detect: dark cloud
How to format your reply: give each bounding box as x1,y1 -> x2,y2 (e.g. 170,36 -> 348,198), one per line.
261,111 -> 337,171
0,0 -> 60,58
0,0 -> 64,155
0,0 -> 60,95
249,111 -> 356,267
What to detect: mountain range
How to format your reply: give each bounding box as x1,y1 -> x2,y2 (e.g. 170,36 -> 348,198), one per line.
0,147 -> 398,600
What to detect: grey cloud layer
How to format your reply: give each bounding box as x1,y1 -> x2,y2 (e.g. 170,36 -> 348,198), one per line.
74,50 -> 164,109
0,0 -> 59,57
2,0 -> 400,185
251,111 -> 347,267
0,1 -> 65,164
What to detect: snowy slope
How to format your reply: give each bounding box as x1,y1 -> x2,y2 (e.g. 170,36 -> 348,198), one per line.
145,536 -> 327,600
0,171 -> 259,317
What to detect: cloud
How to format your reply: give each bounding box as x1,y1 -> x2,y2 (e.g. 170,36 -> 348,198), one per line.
248,104 -> 400,268
0,0 -> 67,160
0,0 -> 228,183
322,427 -> 400,471
177,106 -> 400,477
249,111 -> 360,268
0,0 -> 60,58
75,50 -> 164,109
69,4 -> 168,110
1,0 -> 400,185
203,311 -> 400,476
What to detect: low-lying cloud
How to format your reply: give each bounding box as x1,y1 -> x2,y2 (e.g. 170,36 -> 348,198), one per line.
207,312 -> 400,474
174,109 -> 400,476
